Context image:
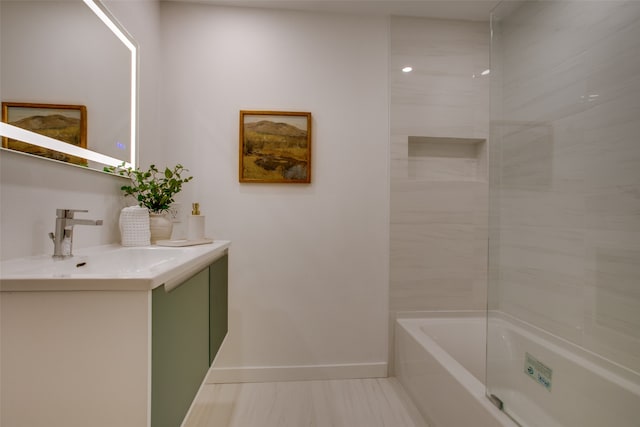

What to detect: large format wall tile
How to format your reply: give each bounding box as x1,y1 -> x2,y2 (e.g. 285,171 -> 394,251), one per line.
490,1 -> 640,374
390,16 -> 490,318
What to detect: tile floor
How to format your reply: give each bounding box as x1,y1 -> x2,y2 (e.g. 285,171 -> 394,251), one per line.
183,378 -> 428,427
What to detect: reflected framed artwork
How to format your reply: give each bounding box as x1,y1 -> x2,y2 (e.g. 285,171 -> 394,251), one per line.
1,102 -> 87,166
239,110 -> 312,183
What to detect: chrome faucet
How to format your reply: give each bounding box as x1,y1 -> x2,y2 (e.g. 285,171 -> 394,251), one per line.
49,209 -> 103,258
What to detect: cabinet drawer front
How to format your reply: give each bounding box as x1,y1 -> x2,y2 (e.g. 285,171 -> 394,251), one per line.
152,267 -> 209,427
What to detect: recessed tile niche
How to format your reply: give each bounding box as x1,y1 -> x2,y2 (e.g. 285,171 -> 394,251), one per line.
407,136 -> 486,182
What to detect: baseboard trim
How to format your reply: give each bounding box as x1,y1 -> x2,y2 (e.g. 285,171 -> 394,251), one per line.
205,362 -> 388,384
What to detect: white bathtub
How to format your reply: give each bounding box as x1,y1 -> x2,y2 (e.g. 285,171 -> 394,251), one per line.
395,312 -> 640,427
395,313 -> 514,427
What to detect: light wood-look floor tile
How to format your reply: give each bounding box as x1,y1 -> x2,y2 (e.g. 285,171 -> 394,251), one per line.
183,378 -> 428,427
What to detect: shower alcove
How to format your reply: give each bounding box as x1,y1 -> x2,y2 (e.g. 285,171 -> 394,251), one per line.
390,135 -> 489,315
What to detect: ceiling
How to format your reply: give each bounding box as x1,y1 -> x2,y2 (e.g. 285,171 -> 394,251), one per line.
167,0 -> 502,22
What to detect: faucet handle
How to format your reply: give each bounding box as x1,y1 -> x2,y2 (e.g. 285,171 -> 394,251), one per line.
56,209 -> 89,218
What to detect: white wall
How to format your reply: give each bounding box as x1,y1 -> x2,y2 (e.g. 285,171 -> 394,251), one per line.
159,2 -> 390,381
2,0 -> 391,381
0,0 -> 162,260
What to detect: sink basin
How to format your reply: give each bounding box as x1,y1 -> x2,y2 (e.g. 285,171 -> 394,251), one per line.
4,247 -> 185,276
0,242 -> 230,291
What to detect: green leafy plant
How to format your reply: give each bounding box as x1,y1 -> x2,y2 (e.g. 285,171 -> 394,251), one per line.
105,163 -> 193,213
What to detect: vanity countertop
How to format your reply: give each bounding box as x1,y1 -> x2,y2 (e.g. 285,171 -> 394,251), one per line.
0,240 -> 230,292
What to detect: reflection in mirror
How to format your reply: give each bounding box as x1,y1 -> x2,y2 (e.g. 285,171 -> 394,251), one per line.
2,102 -> 89,166
0,0 -> 137,169
0,122 -> 129,168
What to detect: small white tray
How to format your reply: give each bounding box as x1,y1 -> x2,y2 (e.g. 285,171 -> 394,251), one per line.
155,238 -> 214,247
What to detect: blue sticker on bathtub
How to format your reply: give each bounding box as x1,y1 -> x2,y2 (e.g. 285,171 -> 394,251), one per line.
525,352 -> 552,391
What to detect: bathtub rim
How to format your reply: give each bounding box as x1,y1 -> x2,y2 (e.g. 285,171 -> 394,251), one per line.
396,309 -> 488,321
397,310 -> 640,393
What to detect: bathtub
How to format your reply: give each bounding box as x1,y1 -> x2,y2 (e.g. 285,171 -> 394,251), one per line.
395,313 -> 514,427
395,312 -> 640,427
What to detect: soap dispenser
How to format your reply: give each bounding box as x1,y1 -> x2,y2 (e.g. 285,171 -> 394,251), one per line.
187,202 -> 205,241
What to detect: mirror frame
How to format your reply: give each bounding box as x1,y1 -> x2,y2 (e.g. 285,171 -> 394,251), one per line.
0,0 -> 138,169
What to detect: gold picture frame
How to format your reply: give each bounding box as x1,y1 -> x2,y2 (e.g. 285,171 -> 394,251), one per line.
239,110 -> 312,183
1,102 -> 88,166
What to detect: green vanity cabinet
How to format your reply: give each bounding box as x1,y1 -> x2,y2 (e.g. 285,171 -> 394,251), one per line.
0,243 -> 230,427
209,254 -> 228,364
151,253 -> 229,427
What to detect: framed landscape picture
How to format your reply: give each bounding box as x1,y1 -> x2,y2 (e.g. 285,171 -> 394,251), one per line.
239,110 -> 312,183
1,102 -> 87,166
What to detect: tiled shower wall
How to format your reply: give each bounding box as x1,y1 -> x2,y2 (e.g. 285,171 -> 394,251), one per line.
389,14 -> 490,334
490,1 -> 640,374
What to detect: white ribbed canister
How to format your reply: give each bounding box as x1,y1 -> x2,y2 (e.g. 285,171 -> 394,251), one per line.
119,206 -> 151,246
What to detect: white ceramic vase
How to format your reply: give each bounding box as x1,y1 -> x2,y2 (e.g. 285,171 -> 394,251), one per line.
149,213 -> 173,243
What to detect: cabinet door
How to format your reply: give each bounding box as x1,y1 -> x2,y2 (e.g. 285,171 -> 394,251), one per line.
152,267 -> 209,427
209,254 -> 228,365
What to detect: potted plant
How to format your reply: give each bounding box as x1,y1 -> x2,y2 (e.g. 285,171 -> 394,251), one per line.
106,163 -> 193,242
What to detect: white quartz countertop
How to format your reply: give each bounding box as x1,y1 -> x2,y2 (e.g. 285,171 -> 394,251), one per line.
0,240 -> 230,292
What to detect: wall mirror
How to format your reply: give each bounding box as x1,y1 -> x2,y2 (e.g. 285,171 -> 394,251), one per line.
0,0 -> 137,170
